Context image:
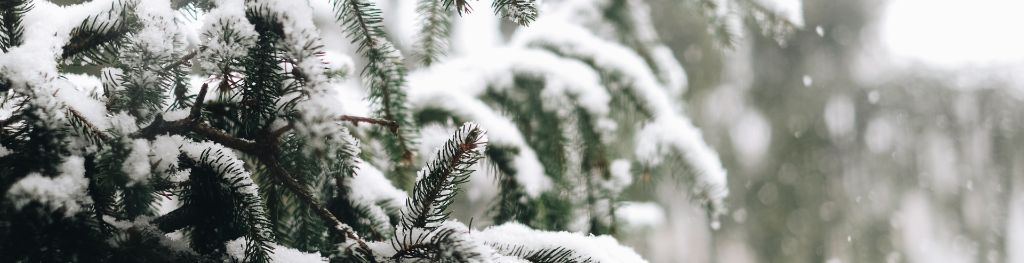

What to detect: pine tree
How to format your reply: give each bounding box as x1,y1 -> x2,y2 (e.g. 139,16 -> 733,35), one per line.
0,0 -> 798,262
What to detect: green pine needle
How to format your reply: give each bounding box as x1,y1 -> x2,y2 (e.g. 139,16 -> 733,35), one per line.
401,123 -> 487,230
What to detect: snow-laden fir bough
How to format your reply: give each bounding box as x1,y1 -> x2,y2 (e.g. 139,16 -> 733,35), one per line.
0,0 -> 801,261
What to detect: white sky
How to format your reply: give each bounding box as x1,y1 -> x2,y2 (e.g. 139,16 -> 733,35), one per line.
882,0 -> 1024,67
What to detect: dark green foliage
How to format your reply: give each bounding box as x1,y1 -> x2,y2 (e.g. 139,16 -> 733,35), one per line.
401,123 -> 485,230
107,224 -> 215,263
91,140 -> 158,219
62,1 -> 137,64
414,0 -> 453,66
238,14 -> 287,139
0,205 -> 109,262
0,100 -> 109,261
0,0 -> 31,52
105,39 -> 178,121
574,109 -> 615,235
389,124 -> 493,262
328,194 -> 392,241
0,99 -> 68,193
486,146 -> 538,224
179,149 -> 274,263
480,77 -> 574,230
276,136 -> 334,251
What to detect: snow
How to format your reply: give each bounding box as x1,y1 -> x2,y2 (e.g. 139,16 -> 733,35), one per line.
407,47 -> 618,196
247,0 -> 332,93
407,87 -> 552,197
623,0 -> 690,95
604,159 -> 633,194
109,112 -> 139,134
635,116 -> 728,217
150,135 -> 186,174
473,222 -> 650,263
54,79 -> 110,130
226,238 -> 328,263
123,139 -> 153,186
321,50 -> 355,78
511,20 -> 673,115
6,156 -> 92,217
513,19 -> 728,220
388,220 -> 494,262
408,47 -> 611,133
63,73 -> 104,95
350,161 -> 408,212
180,140 -> 259,196
0,1 -> 719,261
0,0 -> 126,130
615,202 -> 666,228
133,0 -> 179,55
0,145 -> 11,158
750,0 -> 804,27
197,0 -> 257,72
650,45 -> 689,96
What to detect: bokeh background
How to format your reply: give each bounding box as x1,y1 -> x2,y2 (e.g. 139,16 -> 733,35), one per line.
615,0 -> 1024,262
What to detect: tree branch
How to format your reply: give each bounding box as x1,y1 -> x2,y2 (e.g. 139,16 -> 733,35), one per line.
257,153 -> 377,261
161,47 -> 205,72
66,107 -> 111,141
131,80 -> 378,260
339,115 -> 398,133
133,84 -> 259,153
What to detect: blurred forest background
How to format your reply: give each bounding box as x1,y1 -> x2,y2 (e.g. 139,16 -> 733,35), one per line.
612,0 -> 1024,262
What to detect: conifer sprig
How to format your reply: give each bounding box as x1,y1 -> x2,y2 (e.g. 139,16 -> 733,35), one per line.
179,146 -> 275,263
492,0 -> 538,25
333,0 -> 417,165
0,0 -> 31,52
401,123 -> 487,230
415,0 -> 453,66
61,2 -> 135,63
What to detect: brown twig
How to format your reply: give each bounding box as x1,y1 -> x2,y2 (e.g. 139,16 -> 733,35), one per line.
268,115 -> 397,139
189,83 -> 208,119
339,115 -> 398,133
